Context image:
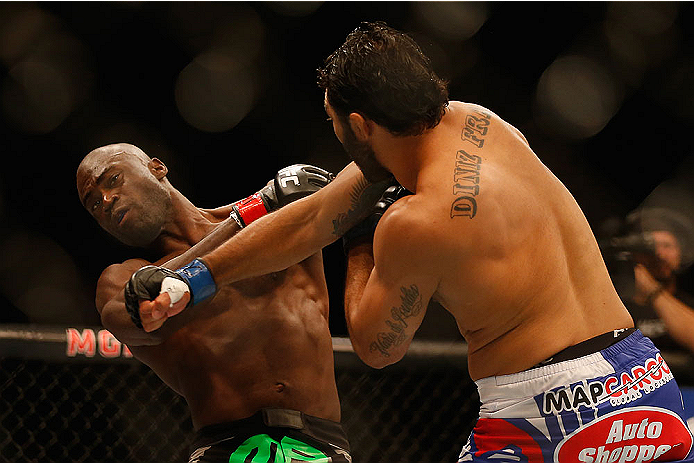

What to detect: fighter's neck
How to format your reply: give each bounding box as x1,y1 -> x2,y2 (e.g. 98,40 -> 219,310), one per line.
151,190 -> 220,256
372,127 -> 438,193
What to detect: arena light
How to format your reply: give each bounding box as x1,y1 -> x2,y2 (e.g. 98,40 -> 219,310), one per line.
175,50 -> 257,133
534,54 -> 623,140
607,1 -> 679,37
2,61 -> 73,134
412,2 -> 488,42
0,6 -> 50,65
166,2 -> 266,61
0,5 -> 93,134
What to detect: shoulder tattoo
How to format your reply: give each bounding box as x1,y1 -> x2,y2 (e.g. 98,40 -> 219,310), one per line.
451,150 -> 482,219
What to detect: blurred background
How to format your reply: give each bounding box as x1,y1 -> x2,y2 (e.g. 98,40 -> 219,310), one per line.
1,1 -> 693,341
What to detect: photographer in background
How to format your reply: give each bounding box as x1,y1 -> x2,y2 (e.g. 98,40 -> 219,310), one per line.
623,207 -> 694,355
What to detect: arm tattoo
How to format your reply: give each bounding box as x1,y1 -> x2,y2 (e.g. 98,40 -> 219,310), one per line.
369,285 -> 423,357
451,150 -> 482,219
331,175 -> 390,237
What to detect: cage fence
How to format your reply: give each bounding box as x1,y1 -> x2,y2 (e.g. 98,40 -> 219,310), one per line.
0,326 -> 479,463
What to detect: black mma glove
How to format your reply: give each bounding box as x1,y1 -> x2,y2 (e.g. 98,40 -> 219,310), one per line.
342,183 -> 412,254
124,259 -> 216,329
230,164 -> 334,228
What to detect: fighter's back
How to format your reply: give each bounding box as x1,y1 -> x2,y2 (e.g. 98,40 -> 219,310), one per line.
407,101 -> 633,379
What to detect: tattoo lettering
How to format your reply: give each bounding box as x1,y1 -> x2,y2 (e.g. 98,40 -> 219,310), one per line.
461,109 -> 491,148
370,285 -> 423,357
451,150 -> 482,219
331,175 -> 390,236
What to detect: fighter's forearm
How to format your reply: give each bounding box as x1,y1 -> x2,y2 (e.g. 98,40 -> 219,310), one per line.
202,194 -> 333,283
200,164 -> 391,285
344,243 -> 375,338
162,217 -> 242,270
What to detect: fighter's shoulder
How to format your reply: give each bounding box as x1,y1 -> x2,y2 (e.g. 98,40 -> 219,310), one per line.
450,101 -> 528,145
449,101 -> 497,117
376,195 -> 442,253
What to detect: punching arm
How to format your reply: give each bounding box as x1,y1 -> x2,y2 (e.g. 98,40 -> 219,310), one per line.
126,164 -> 373,331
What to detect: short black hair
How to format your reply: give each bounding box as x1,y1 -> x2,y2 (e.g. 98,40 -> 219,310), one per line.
317,21 -> 449,136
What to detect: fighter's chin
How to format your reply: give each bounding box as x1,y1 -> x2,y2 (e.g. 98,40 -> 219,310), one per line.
347,150 -> 391,183
115,227 -> 162,248
354,161 -> 392,183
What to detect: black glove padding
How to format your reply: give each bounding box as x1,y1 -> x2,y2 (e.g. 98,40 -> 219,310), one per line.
342,183 -> 412,254
124,266 -> 187,329
259,164 -> 334,211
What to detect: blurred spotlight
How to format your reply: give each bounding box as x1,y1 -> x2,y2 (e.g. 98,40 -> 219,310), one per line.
603,2 -> 681,87
167,2 -> 266,61
2,61 -> 73,133
0,230 -> 92,324
534,55 -> 622,140
265,2 -> 323,17
602,22 -> 649,88
412,2 -> 488,42
0,5 -> 94,134
607,2 -> 679,37
175,50 -> 257,133
0,6 -> 51,65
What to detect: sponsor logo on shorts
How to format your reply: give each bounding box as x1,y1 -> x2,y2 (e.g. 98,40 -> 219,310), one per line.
554,407 -> 693,463
542,354 -> 673,414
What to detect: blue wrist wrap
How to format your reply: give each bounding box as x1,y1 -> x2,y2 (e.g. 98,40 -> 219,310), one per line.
175,259 -> 217,305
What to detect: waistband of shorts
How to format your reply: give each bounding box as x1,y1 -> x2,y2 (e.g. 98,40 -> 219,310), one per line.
475,329 -> 648,403
533,327 -> 636,367
192,408 -> 350,451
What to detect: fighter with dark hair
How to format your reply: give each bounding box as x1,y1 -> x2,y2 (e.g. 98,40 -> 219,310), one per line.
124,22 -> 694,460
77,143 -> 351,463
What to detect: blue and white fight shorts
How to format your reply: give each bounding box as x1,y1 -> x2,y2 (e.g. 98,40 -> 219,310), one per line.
459,330 -> 694,462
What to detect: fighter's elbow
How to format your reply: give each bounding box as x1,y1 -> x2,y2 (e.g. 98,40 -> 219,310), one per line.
352,341 -> 404,369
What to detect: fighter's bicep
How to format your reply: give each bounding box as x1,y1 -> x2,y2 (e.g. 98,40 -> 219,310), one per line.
357,216 -> 439,361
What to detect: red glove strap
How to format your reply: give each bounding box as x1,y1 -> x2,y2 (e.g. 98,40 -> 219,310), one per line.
234,193 -> 268,226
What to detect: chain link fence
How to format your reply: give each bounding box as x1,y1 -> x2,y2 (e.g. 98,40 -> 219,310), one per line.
0,326 -> 479,463
5,326 -> 691,462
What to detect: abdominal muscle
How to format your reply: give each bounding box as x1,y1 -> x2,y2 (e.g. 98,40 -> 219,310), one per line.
132,263 -> 341,430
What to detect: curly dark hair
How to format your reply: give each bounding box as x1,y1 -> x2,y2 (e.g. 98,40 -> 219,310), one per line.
317,21 -> 449,137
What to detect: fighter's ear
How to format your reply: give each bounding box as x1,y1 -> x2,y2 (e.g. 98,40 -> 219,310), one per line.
148,158 -> 168,179
348,112 -> 372,142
